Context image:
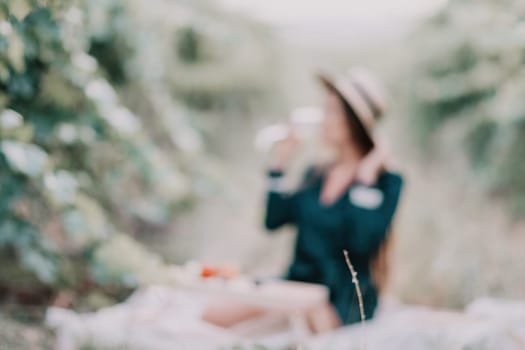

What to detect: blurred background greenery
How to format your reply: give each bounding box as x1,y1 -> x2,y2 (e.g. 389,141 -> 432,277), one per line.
1,0 -> 525,346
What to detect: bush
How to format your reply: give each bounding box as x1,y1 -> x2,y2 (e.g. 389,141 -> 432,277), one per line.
408,0 -> 525,217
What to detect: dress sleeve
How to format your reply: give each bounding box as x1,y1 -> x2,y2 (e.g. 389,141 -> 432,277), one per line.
344,172 -> 403,256
264,167 -> 319,231
264,170 -> 297,231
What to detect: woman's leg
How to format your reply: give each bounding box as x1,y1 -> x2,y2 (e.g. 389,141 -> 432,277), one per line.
202,299 -> 341,334
306,302 -> 342,333
201,299 -> 267,328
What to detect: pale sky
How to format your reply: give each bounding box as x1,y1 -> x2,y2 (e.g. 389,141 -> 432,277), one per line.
217,0 -> 448,24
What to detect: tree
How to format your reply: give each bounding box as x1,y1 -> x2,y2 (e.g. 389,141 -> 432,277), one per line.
0,0 -> 278,302
409,0 -> 525,217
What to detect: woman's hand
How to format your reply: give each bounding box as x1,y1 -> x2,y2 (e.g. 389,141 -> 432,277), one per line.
268,129 -> 299,171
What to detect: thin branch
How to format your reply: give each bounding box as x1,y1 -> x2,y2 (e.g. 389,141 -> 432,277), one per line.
343,249 -> 366,350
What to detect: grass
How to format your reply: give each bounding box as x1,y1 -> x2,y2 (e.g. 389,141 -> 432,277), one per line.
0,313 -> 54,350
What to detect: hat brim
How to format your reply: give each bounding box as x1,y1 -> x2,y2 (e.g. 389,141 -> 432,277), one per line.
317,73 -> 375,152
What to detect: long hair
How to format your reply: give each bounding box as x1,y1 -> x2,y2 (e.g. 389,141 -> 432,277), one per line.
335,91 -> 394,294
370,229 -> 395,294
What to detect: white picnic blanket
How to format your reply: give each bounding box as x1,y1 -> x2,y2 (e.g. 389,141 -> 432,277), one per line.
46,286 -> 238,350
307,298 -> 525,350
46,286 -> 525,350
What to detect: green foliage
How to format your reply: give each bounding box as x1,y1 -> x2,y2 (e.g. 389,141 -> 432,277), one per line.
90,233 -> 171,288
409,0 -> 525,217
177,26 -> 202,64
164,2 -> 279,111
0,0 -> 277,297
0,1 -> 181,290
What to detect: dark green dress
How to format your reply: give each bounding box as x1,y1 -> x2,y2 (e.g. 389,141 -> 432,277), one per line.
264,167 -> 403,324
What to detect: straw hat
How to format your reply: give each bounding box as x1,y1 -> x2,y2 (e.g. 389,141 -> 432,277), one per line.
318,67 -> 388,149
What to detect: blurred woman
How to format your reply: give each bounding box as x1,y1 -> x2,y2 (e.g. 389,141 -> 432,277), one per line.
264,68 -> 403,325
